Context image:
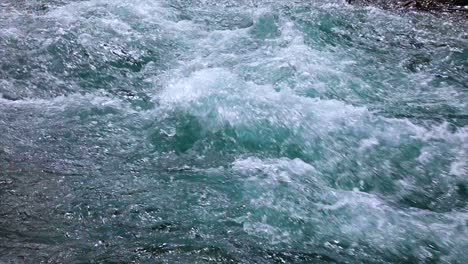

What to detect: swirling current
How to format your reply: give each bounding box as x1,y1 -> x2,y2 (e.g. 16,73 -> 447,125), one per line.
0,0 -> 467,263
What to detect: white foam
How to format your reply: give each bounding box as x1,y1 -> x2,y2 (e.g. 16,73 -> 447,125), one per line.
449,159 -> 467,177
358,137 -> 379,151
233,156 -> 317,184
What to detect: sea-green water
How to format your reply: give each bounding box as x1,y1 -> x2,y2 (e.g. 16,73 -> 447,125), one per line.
0,0 -> 467,263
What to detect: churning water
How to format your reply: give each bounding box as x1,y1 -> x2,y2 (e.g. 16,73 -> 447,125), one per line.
0,0 -> 467,263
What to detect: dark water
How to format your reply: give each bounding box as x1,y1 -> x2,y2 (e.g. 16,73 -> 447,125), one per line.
1,0 -> 467,263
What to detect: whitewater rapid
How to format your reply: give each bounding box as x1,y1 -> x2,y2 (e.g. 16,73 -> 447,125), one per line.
1,0 -> 467,263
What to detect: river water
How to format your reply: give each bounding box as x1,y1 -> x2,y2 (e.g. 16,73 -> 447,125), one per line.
1,0 -> 467,263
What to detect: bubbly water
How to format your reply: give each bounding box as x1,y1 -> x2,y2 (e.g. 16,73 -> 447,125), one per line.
1,0 -> 467,263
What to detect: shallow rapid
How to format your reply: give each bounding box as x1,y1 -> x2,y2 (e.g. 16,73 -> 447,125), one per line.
1,0 -> 467,263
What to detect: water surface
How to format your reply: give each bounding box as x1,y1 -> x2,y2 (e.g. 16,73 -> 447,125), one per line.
1,0 -> 467,263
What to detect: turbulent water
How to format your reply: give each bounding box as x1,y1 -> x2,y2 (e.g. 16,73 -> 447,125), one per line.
1,0 -> 467,263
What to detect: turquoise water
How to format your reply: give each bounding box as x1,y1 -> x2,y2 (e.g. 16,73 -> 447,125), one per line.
0,0 -> 467,263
